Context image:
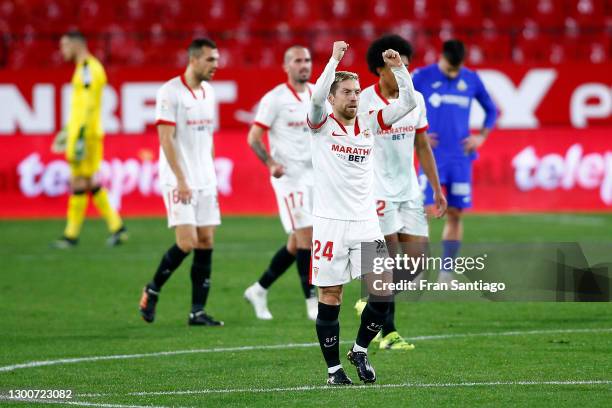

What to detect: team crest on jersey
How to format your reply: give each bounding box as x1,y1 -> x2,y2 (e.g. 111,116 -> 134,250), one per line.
160,99 -> 170,112
429,92 -> 442,108
432,81 -> 442,89
457,79 -> 468,91
362,129 -> 371,138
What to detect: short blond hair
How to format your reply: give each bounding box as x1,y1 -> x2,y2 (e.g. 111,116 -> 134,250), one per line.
330,71 -> 359,95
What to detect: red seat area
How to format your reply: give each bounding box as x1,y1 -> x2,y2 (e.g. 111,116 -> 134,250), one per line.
0,0 -> 609,69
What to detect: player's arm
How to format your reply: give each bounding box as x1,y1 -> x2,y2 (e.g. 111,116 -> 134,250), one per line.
155,85 -> 191,203
464,74 -> 497,153
378,50 -> 418,128
308,41 -> 347,128
247,124 -> 284,178
249,91 -> 284,177
415,131 -> 447,218
80,62 -> 101,134
158,124 -> 191,204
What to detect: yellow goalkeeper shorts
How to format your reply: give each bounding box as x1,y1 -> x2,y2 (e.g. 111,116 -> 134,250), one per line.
67,136 -> 104,178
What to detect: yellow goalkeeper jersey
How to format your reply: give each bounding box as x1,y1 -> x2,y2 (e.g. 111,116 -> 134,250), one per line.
67,55 -> 106,140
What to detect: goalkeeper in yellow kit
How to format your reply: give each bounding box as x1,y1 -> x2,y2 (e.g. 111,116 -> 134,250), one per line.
52,30 -> 127,248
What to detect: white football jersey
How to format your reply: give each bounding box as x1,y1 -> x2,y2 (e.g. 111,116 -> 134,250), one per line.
253,82 -> 314,176
309,111 -> 389,221
360,83 -> 429,202
155,75 -> 217,193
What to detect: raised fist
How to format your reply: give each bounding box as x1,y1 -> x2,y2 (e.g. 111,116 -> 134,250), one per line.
382,49 -> 402,68
332,41 -> 349,62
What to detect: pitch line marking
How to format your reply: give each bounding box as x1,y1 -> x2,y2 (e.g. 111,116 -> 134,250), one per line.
122,380 -> 612,396
0,327 -> 610,374
0,396 -> 188,408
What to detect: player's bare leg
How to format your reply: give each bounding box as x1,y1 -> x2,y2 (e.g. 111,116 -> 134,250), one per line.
189,226 -> 223,326
439,206 -> 463,283
316,285 -> 352,385
244,233 -> 297,320
442,206 -> 463,241
294,226 -> 317,320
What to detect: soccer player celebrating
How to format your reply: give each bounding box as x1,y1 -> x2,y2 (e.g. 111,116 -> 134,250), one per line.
244,46 -> 317,321
139,39 -> 223,326
356,35 -> 447,350
52,30 -> 126,248
412,40 -> 497,282
309,41 -> 417,385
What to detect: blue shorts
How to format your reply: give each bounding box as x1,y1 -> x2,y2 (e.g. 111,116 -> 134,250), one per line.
420,159 -> 473,209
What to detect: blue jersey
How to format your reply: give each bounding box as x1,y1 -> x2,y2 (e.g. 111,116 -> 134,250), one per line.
412,64 -> 497,163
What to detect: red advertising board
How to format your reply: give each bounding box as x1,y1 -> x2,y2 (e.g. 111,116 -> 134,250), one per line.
473,128 -> 612,212
0,128 -> 610,218
0,63 -> 610,135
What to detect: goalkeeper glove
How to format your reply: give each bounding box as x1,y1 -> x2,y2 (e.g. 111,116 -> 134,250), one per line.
74,126 -> 86,162
51,129 -> 67,153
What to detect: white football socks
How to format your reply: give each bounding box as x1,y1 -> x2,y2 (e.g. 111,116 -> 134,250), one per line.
352,343 -> 368,354
328,364 -> 342,374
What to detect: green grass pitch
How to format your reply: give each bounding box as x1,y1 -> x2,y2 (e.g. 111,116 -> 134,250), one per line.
0,214 -> 611,407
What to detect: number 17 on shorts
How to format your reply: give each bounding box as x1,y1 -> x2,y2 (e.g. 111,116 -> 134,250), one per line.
276,187 -> 313,233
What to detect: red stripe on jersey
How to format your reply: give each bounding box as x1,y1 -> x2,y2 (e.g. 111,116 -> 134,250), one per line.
416,125 -> 429,134
283,197 -> 296,231
354,116 -> 360,136
180,74 -> 198,100
377,110 -> 392,131
253,121 -> 270,130
155,119 -> 176,126
286,82 -> 302,102
308,252 -> 313,285
329,113 -> 347,134
307,114 -> 327,129
375,83 -> 390,105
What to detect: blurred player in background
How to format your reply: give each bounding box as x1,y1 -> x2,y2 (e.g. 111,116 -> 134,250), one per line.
355,34 -> 447,350
244,46 -> 317,321
52,30 -> 127,248
412,40 -> 497,282
309,41 -> 417,385
139,38 -> 223,326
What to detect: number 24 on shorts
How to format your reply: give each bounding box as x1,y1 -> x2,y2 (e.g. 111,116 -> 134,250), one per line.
313,240 -> 334,261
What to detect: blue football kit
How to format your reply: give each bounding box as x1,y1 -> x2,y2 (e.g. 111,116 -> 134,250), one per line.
412,64 -> 497,209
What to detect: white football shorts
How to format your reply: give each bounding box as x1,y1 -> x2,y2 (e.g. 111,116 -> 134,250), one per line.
376,199 -> 429,237
271,172 -> 313,233
161,185 -> 221,228
310,216 -> 387,287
